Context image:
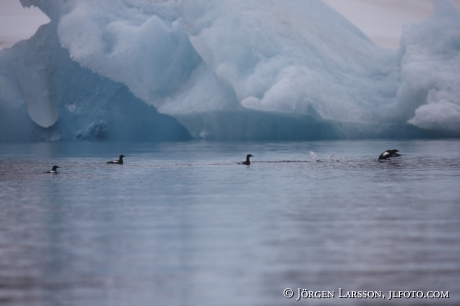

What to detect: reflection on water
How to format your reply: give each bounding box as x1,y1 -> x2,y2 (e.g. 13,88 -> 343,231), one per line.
0,140 -> 459,305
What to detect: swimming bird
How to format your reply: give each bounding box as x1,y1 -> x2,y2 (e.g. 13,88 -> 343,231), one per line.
107,155 -> 125,164
45,165 -> 60,173
378,149 -> 401,161
238,154 -> 253,165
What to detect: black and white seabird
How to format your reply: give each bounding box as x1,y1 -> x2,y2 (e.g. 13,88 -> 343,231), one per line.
378,149 -> 401,161
45,165 -> 60,173
238,154 -> 253,165
107,155 -> 125,164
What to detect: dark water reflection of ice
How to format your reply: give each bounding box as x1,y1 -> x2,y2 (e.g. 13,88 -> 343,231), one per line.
0,140 -> 459,306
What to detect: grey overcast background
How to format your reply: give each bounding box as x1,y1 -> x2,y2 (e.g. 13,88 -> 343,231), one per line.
1,0 -> 460,50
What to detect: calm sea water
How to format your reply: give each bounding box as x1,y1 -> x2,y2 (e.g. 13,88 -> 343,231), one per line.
0,140 -> 459,306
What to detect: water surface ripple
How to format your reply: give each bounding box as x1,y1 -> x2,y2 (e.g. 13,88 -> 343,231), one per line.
0,140 -> 459,306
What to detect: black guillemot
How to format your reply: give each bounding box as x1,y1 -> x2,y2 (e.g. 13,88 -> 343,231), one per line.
238,154 -> 253,165
45,165 -> 60,173
107,155 -> 125,164
379,149 -> 401,161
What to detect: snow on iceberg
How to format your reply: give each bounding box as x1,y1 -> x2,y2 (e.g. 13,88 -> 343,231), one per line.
1,0 -> 459,141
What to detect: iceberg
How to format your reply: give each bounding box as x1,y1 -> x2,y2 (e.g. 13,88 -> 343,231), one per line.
1,0 -> 459,141
0,7 -> 191,142
401,0 -> 460,135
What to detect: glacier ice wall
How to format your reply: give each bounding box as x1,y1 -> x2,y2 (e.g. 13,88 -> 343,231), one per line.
1,0 -> 459,141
